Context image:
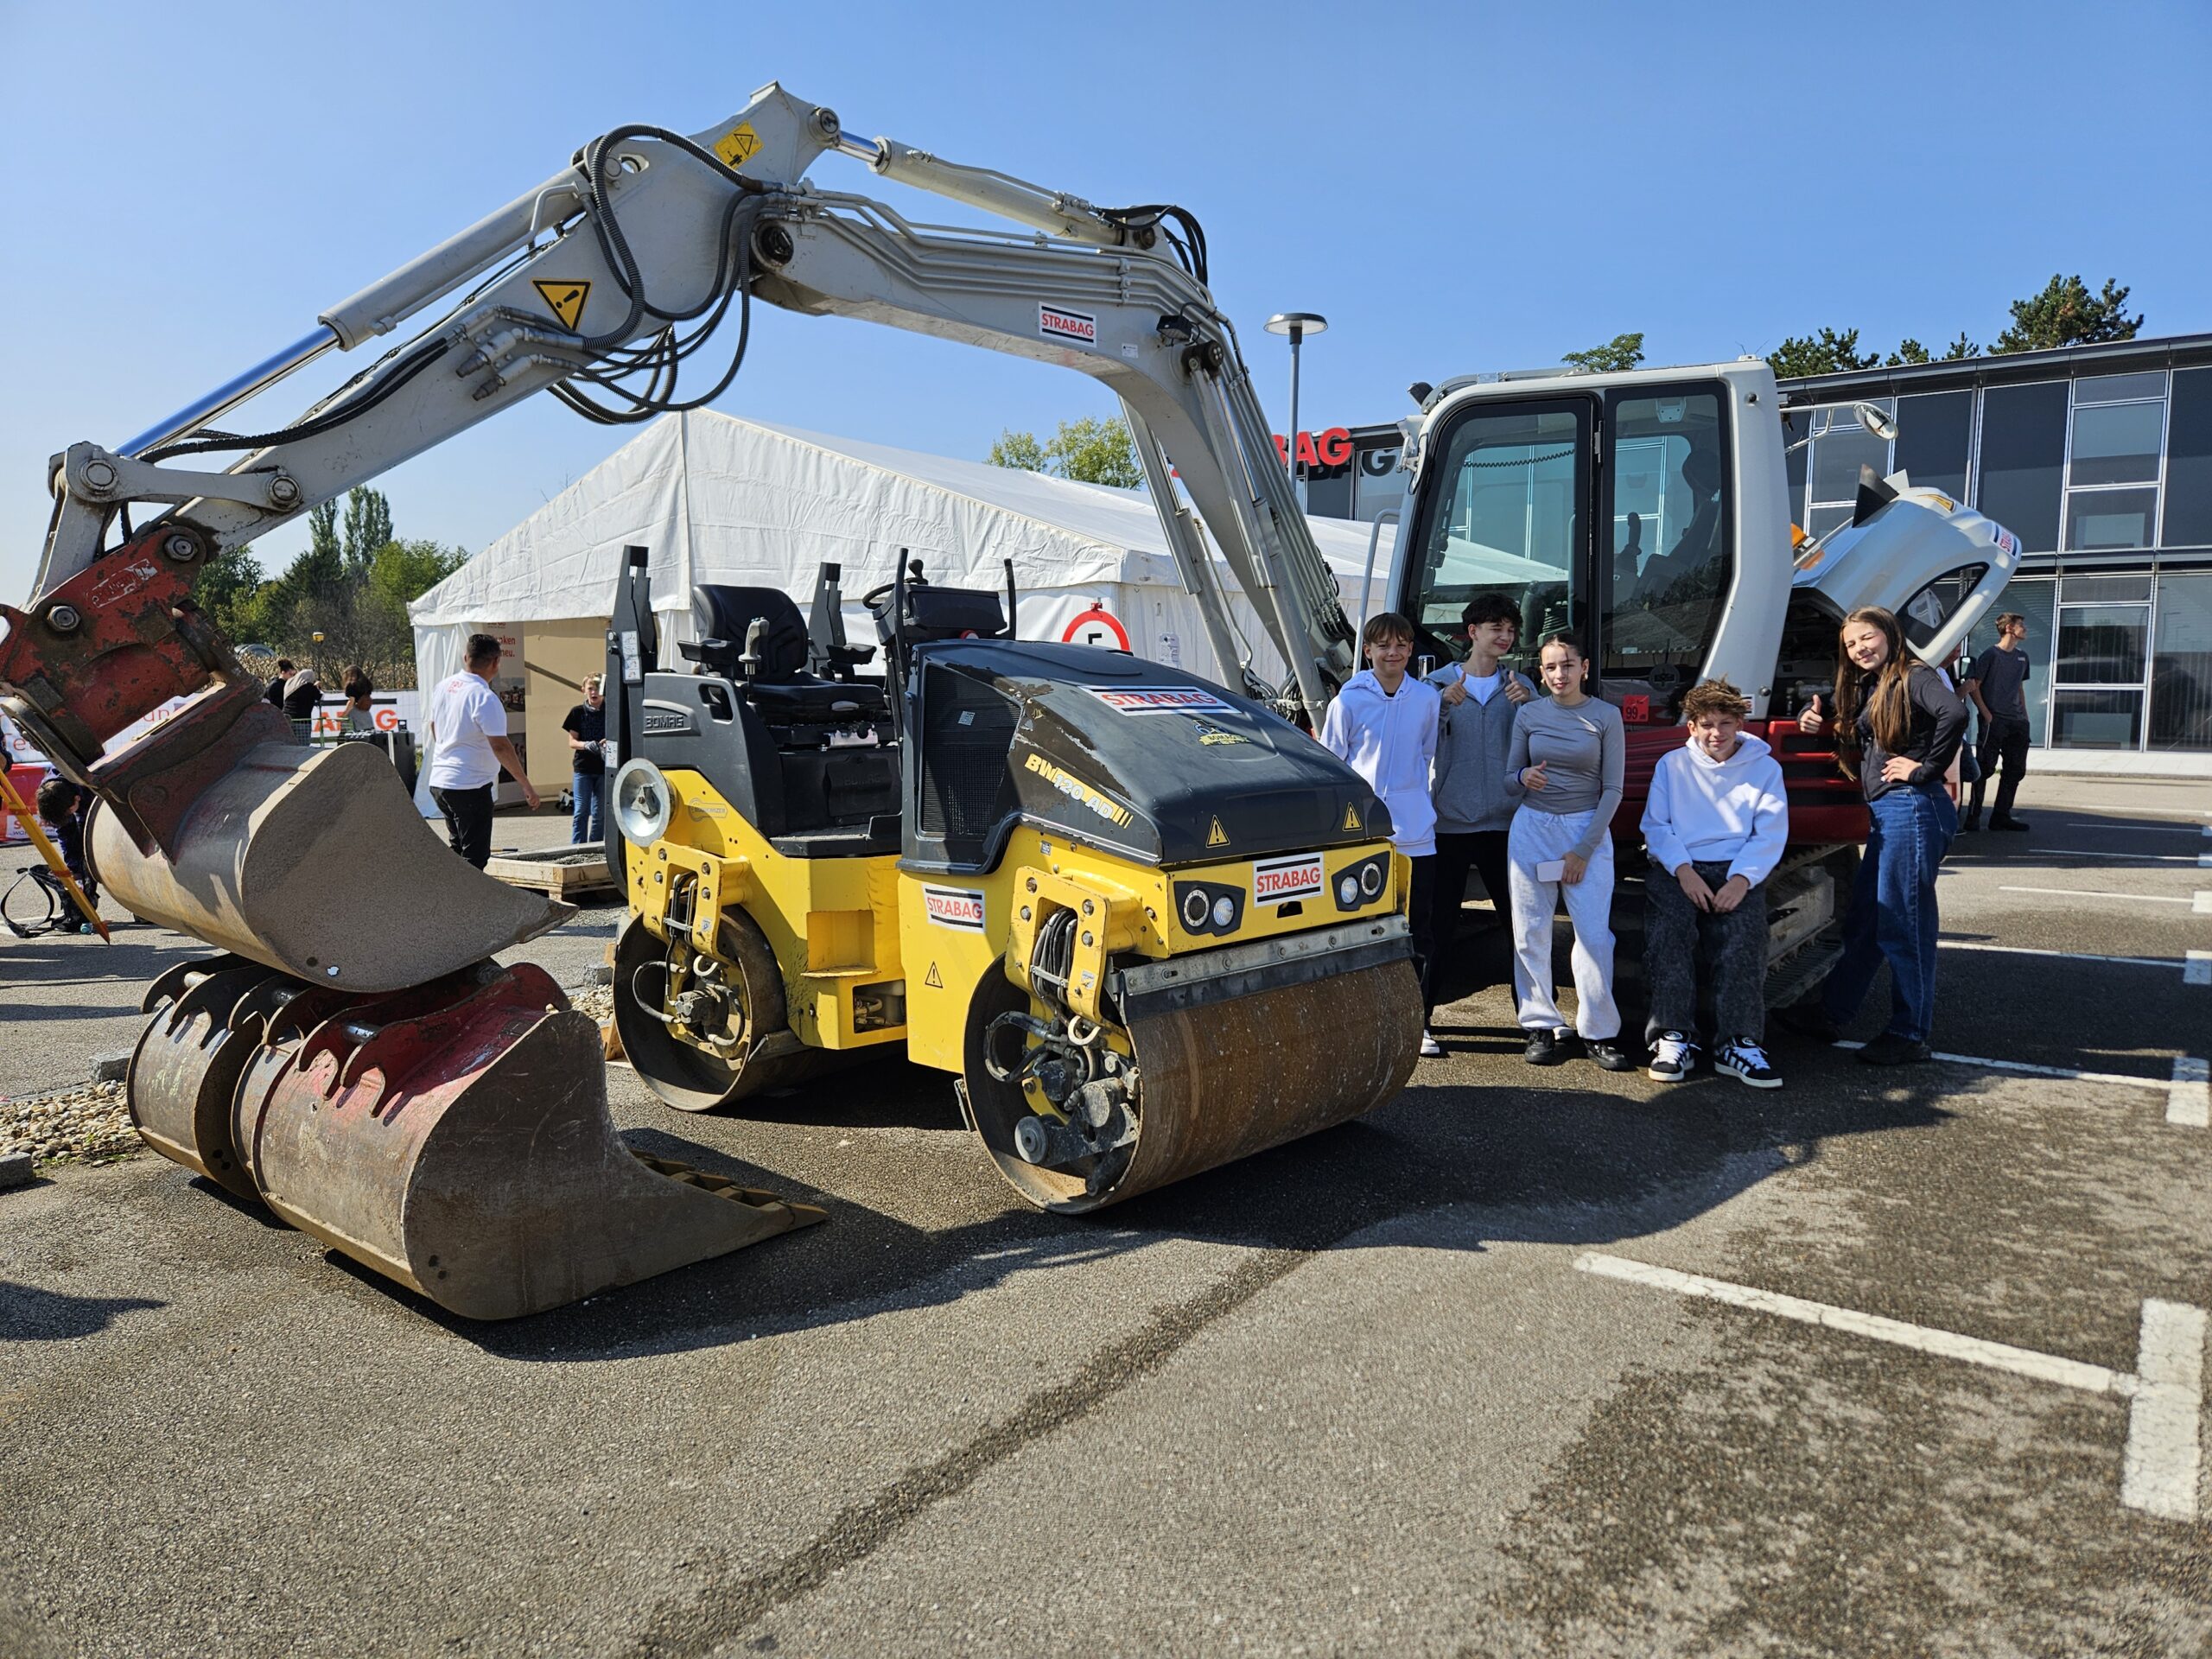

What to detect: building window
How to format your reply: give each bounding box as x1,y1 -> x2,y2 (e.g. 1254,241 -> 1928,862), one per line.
2051,575 -> 2152,749
1894,390 -> 1973,502
1974,381 -> 2068,553
1803,401 -> 1891,541
2149,572 -> 2212,752
2063,372 -> 2167,551
2164,367 -> 2212,549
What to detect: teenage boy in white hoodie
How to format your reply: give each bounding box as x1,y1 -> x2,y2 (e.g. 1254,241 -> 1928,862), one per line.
1320,611 -> 1443,1056
1639,678 -> 1789,1088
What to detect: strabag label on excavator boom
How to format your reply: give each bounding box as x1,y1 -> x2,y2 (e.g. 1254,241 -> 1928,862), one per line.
1085,686 -> 1233,716
921,885 -> 986,931
1039,304 -> 1097,347
1251,854 -> 1325,905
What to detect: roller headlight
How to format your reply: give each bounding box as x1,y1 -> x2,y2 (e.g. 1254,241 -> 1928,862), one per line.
1171,880 -> 1243,938
1211,895 -> 1236,928
1182,887 -> 1212,930
1338,874 -> 1360,906
1359,858 -> 1385,897
1335,852 -> 1392,912
611,758 -> 674,848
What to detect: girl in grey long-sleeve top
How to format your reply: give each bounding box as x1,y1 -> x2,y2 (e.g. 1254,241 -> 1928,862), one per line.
1501,635 -> 1632,1069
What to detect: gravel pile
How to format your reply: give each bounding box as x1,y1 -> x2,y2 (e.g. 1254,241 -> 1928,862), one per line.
2,1079 -> 137,1166
573,982 -> 613,1024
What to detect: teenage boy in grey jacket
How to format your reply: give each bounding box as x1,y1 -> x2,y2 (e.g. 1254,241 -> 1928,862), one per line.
1427,594 -> 1533,1014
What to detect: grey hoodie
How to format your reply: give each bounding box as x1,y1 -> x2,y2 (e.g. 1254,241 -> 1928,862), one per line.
1427,661 -> 1535,836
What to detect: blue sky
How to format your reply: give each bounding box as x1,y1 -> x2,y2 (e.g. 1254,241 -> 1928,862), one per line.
4,0 -> 2209,601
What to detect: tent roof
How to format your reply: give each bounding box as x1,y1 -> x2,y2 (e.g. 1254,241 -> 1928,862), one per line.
409,409 -> 1401,627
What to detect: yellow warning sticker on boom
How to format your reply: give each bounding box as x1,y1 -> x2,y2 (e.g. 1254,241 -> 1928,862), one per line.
533,278 -> 591,332
715,123 -> 762,168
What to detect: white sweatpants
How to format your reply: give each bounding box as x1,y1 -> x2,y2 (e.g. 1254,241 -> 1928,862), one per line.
1507,806 -> 1621,1039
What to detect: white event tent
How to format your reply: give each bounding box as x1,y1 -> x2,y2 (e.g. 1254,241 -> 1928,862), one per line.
406,409 -> 1416,707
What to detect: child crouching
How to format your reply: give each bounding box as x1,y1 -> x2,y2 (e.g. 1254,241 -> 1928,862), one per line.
1640,679 -> 1788,1087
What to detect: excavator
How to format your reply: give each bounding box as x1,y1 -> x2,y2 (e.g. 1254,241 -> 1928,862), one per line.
0,85 -> 1415,1318
2,82 -> 2012,1319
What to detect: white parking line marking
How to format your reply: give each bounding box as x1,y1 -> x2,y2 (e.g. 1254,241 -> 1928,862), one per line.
1575,1255 -> 2207,1522
2039,847 -> 2203,862
2049,820 -> 2212,836
2169,1058 -> 2212,1128
1942,941 -> 2179,969
1998,885 -> 2197,906
1830,1041 -> 2173,1091
2190,951 -> 2212,987
2196,891 -> 2212,916
2121,1300 -> 2207,1522
1574,1253 -> 2134,1394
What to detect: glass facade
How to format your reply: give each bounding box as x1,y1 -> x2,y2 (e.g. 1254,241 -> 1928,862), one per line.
1776,340 -> 2212,760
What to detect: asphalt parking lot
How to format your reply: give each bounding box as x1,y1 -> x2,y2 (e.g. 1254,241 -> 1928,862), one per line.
3,772 -> 2209,1657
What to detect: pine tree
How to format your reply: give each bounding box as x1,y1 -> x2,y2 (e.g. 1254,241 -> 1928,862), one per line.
1561,333 -> 1645,373
1992,275 -> 2142,354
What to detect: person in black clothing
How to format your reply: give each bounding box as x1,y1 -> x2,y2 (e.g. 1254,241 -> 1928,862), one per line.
1962,612 -> 2032,832
264,658 -> 295,709
281,664 -> 321,724
34,776 -> 99,931
1783,606 -> 1967,1065
563,674 -> 607,843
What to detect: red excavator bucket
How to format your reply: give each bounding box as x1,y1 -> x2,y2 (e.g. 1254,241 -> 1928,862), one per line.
130,957 -> 823,1319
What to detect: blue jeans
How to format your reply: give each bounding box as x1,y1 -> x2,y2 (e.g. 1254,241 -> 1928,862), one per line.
570,772 -> 604,843
1821,785 -> 1955,1043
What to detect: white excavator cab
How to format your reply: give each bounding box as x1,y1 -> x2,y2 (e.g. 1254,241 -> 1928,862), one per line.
1381,359 -> 2018,718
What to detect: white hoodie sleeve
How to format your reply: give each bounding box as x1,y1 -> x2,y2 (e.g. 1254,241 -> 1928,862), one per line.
1641,749 -> 1692,876
1726,753 -> 1790,888
1319,693 -> 1351,760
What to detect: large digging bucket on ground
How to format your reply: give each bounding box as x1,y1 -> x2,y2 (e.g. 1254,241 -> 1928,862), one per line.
89,739 -> 572,992
964,938 -> 1423,1214
127,955 -> 824,1319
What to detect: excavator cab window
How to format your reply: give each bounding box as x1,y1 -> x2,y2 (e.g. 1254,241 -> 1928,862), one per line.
1400,398 -> 1592,679
1601,385 -> 1732,723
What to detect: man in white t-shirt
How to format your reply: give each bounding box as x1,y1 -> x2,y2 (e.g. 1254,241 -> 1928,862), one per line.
425,632 -> 538,868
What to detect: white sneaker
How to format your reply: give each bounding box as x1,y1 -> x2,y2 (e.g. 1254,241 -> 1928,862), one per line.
1647,1032 -> 1696,1083
1714,1039 -> 1783,1089
1419,1029 -> 1444,1058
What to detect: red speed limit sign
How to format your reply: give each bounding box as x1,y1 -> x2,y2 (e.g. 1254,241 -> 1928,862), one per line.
1061,606 -> 1131,652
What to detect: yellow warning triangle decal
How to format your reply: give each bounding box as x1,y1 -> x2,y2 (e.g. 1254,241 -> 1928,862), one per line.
1205,816 -> 1229,848
532,277 -> 591,331
1343,803 -> 1362,831
715,122 -> 762,168
925,962 -> 944,989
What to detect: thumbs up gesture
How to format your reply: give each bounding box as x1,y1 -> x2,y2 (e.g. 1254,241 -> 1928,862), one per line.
1798,693 -> 1827,735
1521,759 -> 1549,791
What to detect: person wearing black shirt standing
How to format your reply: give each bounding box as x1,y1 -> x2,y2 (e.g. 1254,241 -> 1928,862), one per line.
1962,612 -> 2032,832
562,675 -> 607,844
1784,606 -> 1967,1065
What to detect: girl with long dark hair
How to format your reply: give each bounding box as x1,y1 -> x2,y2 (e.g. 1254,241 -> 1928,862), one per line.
1785,606 -> 1967,1063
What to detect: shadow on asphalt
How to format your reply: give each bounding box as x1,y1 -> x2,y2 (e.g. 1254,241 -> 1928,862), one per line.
0,1281 -> 164,1339
372,1030 -> 1954,1366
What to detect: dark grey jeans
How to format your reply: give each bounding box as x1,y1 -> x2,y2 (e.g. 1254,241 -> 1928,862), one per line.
1643,860 -> 1768,1046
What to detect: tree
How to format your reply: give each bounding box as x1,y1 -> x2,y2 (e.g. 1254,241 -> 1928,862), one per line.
188,542 -> 266,642
359,539 -> 468,664
340,486 -> 394,576
1768,327 -> 1881,380
1992,274 -> 2141,354
988,416 -> 1144,488
1562,332 -> 1645,373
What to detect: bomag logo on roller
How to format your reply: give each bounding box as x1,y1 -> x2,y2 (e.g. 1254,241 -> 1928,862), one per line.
1023,752 -> 1134,828
1252,853 -> 1324,905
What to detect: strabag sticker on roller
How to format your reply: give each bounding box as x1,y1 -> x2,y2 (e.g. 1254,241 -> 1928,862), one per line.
921,886 -> 986,932
1085,686 -> 1234,716
1039,303 -> 1097,347
1251,853 -> 1324,905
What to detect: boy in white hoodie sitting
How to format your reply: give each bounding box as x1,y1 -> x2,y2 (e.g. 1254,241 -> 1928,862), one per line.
1639,678 -> 1789,1088
1320,611 -> 1443,1056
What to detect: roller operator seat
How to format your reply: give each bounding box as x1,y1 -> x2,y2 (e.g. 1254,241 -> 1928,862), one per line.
685,585 -> 889,727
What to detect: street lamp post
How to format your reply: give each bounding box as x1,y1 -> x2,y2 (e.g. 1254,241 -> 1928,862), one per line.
1264,312 -> 1327,510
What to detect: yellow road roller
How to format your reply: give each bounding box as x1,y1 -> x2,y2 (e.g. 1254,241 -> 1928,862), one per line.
606,548 -> 1421,1211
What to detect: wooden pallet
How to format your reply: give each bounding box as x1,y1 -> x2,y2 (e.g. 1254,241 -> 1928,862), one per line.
483,843 -> 618,897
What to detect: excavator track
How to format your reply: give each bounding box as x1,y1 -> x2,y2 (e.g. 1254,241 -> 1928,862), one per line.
127,954 -> 824,1319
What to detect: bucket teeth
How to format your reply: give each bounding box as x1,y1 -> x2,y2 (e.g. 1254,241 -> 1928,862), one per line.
128,954 -> 822,1320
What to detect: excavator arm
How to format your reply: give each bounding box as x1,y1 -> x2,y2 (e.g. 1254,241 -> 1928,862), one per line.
0,83 -> 1358,1321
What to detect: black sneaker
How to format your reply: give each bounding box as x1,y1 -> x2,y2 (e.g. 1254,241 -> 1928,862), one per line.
1960,812 -> 1980,832
1714,1038 -> 1783,1089
1774,1001 -> 1842,1044
1523,1028 -> 1567,1066
1857,1032 -> 1933,1065
1646,1032 -> 1697,1083
1990,816 -> 2030,832
1586,1039 -> 1638,1072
